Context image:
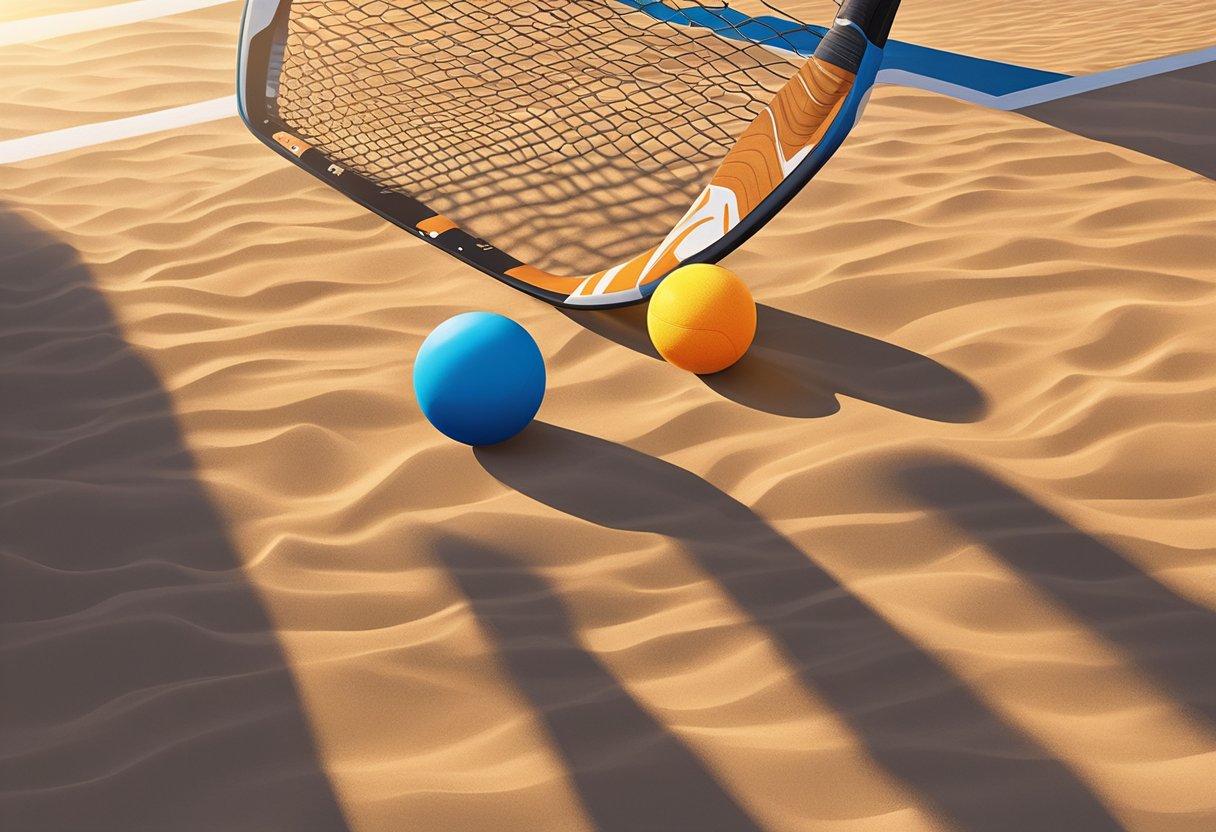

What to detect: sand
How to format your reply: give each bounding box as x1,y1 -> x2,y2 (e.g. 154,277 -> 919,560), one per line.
1020,61 -> 1216,180
802,0 -> 1216,73
3,2 -> 1216,832
0,0 -> 137,24
0,2 -> 237,141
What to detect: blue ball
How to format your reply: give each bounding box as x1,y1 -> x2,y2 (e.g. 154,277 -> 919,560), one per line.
413,312 -> 546,446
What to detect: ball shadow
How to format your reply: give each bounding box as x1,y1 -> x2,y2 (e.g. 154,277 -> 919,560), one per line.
562,303 -> 987,421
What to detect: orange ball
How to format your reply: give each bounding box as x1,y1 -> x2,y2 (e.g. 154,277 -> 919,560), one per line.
647,264 -> 756,374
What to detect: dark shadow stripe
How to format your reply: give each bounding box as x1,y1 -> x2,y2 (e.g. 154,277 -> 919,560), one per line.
898,455 -> 1216,726
0,206 -> 349,832
437,536 -> 765,832
1019,61 -> 1216,180
477,424 -> 1126,832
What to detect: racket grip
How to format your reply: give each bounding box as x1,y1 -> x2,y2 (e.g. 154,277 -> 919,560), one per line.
836,0 -> 901,47
815,24 -> 867,72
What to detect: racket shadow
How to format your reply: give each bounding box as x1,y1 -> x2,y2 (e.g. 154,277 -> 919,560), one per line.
897,454 -> 1216,726
562,304 -> 987,422
435,536 -> 765,832
476,423 -> 1122,832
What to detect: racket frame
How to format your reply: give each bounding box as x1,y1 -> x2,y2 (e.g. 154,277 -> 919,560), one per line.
237,0 -> 886,308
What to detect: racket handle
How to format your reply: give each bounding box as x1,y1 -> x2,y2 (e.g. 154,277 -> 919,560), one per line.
836,0 -> 901,47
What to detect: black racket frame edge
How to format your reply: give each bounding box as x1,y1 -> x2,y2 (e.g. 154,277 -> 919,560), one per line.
237,0 -> 890,309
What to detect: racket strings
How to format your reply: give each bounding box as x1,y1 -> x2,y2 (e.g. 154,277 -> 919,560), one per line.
274,1 -> 810,274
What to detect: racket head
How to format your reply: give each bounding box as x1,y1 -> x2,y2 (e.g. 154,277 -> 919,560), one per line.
238,1 -> 892,308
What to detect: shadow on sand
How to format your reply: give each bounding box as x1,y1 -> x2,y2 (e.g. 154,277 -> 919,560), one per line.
898,454 -> 1216,726
1019,60 -> 1216,182
0,207 -> 348,832
437,536 -> 765,832
563,303 -> 986,421
475,423 -> 1123,832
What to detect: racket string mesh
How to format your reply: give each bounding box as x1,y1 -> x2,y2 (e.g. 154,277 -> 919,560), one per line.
274,1 -> 812,274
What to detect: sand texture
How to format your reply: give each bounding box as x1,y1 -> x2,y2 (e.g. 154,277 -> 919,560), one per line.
0,3 -> 237,141
3,2 -> 1215,832
1021,61 -> 1216,181
0,0 -> 134,24
790,0 -> 1216,73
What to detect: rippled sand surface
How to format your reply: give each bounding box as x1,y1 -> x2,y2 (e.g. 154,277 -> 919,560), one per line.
0,0 -> 132,23
0,2 -> 237,140
3,2 -> 1216,832
790,0 -> 1216,72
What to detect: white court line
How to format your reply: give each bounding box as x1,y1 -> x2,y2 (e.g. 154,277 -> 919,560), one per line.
0,39 -> 1211,165
877,44 -> 1216,110
0,0 -> 236,47
0,96 -> 236,164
